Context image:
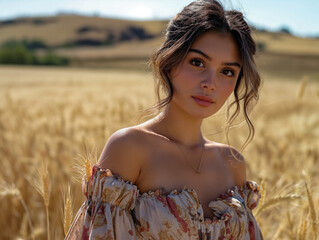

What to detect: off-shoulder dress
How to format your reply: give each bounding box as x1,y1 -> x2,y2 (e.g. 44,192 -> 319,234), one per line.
65,164 -> 263,240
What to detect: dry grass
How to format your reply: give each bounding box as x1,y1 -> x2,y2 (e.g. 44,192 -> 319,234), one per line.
0,65 -> 318,239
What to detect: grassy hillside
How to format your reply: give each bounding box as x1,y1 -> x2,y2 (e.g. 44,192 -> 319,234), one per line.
253,31 -> 319,56
1,15 -> 319,79
0,15 -> 167,47
1,15 -> 319,55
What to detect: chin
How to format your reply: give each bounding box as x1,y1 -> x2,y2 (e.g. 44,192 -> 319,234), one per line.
190,108 -> 220,119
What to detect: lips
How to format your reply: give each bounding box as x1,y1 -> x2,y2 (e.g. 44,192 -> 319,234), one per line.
192,96 -> 215,107
192,96 -> 215,103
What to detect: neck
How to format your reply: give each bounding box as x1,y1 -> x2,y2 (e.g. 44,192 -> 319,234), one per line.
154,102 -> 205,149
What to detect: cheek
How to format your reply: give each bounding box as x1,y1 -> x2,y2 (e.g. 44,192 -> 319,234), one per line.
171,70 -> 195,92
220,81 -> 237,98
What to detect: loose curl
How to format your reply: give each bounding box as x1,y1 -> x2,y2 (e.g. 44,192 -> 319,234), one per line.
138,0 -> 262,150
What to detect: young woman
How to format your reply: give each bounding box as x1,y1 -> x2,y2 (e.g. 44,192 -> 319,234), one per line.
66,0 -> 263,239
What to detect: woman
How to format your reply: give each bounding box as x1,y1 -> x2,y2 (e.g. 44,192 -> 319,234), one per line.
66,0 -> 263,239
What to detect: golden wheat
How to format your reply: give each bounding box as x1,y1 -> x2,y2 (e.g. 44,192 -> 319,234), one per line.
259,179 -> 266,207
297,210 -> 308,240
305,181 -> 318,240
0,182 -> 35,240
272,220 -> 286,240
0,66 -> 318,239
255,195 -> 301,217
298,76 -> 309,100
85,159 -> 92,183
29,162 -> 51,240
62,184 -> 73,236
286,211 -> 295,240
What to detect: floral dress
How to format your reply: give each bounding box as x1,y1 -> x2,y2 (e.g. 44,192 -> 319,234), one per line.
65,164 -> 263,240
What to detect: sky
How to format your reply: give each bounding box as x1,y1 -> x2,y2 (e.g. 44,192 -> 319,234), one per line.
0,0 -> 318,37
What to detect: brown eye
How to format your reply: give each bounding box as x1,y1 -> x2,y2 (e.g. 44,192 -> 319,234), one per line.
190,59 -> 204,67
223,69 -> 234,77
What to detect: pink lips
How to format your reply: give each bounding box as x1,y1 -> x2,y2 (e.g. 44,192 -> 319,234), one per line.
192,96 -> 215,107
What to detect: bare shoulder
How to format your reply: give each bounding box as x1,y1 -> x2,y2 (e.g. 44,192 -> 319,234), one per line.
208,141 -> 246,187
96,127 -> 147,184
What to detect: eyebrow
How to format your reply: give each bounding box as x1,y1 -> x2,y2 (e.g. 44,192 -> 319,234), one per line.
189,48 -> 242,68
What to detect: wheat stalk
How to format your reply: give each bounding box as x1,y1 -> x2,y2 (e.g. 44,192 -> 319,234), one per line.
19,213 -> 30,239
255,179 -> 266,222
255,194 -> 301,216
259,179 -> 266,207
286,211 -> 295,240
305,181 -> 318,240
297,210 -> 308,240
0,182 -> 34,240
272,220 -> 286,240
44,170 -> 51,240
297,76 -> 309,100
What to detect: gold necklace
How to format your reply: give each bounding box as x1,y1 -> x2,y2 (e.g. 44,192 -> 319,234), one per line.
162,121 -> 205,174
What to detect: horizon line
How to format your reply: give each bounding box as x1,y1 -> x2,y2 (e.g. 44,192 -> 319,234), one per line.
0,11 -> 318,38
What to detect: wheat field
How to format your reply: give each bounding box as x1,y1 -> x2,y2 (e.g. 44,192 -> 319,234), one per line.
0,65 -> 318,239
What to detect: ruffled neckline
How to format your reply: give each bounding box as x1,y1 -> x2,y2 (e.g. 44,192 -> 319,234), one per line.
88,164 -> 260,213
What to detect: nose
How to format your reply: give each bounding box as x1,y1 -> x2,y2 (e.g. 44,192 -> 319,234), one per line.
201,71 -> 216,91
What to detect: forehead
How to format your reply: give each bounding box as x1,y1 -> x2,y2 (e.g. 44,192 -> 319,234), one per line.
189,31 -> 241,64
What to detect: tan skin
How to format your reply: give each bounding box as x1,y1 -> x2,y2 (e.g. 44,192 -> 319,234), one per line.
97,31 -> 246,220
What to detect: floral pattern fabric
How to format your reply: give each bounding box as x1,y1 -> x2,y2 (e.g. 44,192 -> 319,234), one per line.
65,164 -> 263,240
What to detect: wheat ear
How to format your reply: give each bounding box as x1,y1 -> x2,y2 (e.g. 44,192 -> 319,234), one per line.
62,184 -> 73,236
85,158 -> 92,182
31,162 -> 51,240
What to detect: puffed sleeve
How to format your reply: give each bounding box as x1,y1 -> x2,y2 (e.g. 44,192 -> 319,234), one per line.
241,181 -> 263,239
65,165 -> 139,240
199,181 -> 263,240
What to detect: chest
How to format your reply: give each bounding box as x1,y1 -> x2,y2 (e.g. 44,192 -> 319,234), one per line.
135,142 -> 234,218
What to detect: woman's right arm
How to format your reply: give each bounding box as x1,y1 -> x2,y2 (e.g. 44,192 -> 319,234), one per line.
65,127 -> 146,240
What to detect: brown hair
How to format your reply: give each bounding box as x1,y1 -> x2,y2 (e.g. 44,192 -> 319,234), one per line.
137,0 -> 262,150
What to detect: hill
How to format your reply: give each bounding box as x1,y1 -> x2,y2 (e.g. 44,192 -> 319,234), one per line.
1,14 -> 319,79
1,14 -> 319,55
0,14 -> 167,47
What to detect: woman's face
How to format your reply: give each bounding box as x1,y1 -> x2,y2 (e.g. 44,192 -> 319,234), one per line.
169,31 -> 242,119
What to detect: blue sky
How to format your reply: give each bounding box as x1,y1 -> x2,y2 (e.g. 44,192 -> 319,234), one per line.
0,0 -> 318,37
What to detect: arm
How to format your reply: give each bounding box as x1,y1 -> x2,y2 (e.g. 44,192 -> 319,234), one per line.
66,127 -> 146,239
